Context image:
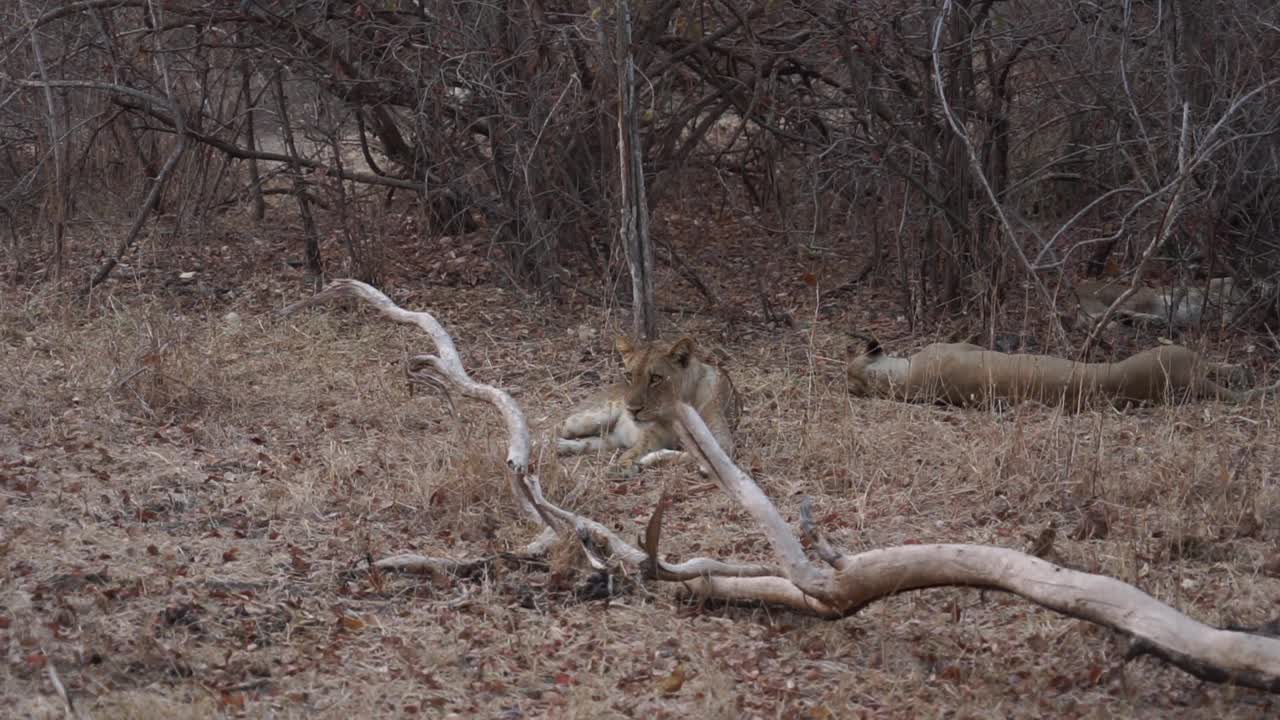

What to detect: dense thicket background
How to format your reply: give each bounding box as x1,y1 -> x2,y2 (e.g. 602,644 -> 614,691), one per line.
4,0 -> 1279,331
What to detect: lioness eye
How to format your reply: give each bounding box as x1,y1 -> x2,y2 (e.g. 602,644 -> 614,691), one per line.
649,374 -> 663,386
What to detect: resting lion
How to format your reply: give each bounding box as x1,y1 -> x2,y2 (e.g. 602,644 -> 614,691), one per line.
556,336 -> 740,476
847,339 -> 1277,410
1073,277 -> 1266,330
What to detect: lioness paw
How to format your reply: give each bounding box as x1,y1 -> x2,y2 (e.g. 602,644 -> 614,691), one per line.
637,449 -> 684,467
555,438 -> 589,455
610,462 -> 643,479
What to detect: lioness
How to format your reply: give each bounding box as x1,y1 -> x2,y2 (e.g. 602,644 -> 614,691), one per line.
556,336 -> 740,476
1073,277 -> 1264,330
847,339 -> 1277,410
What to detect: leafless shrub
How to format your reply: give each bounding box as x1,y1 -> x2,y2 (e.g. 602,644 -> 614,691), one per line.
2,0 -> 1279,320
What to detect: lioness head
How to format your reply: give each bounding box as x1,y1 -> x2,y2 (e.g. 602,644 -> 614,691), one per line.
615,336 -> 698,422
845,338 -> 888,398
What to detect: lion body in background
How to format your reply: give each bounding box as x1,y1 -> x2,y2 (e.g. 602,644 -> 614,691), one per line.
847,340 -> 1274,410
1073,277 -> 1266,329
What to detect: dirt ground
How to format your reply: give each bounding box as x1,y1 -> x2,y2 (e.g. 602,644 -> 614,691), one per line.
4,212 -> 1280,719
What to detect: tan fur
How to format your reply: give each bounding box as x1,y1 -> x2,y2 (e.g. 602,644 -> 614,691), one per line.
847,340 -> 1277,411
1073,278 -> 1262,329
557,336 -> 741,476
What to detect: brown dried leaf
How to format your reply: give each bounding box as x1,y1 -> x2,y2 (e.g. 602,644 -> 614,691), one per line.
1026,520 -> 1057,558
1071,503 -> 1110,541
1234,512 -> 1261,540
803,706 -> 835,720
1026,633 -> 1049,653
657,664 -> 686,695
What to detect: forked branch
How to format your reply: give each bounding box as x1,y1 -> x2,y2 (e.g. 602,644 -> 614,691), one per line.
671,403 -> 1280,693
278,280 -> 782,581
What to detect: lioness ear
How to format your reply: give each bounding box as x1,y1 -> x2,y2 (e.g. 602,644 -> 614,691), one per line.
615,336 -> 635,357
849,332 -> 883,357
668,336 -> 696,367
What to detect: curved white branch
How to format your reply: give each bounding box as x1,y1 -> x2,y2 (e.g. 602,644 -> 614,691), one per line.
279,279 -> 530,474
672,404 -> 826,591
673,401 -> 1280,692
280,280 -> 779,580
511,470 -> 781,581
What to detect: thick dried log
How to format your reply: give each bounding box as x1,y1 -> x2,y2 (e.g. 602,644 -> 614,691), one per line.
671,403 -> 1280,693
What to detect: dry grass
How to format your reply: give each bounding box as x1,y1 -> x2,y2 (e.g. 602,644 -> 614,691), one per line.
4,258 -> 1280,718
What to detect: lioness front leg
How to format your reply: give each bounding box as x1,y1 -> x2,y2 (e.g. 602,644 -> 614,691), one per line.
613,440 -> 661,478
557,402 -> 615,440
611,425 -> 680,478
556,396 -> 641,456
556,436 -> 609,455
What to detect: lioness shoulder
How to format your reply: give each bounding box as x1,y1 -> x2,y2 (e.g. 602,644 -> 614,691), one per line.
557,335 -> 740,476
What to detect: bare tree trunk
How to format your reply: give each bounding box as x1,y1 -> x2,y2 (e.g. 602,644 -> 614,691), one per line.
25,0 -> 69,280
271,71 -> 323,287
2,205 -> 23,283
240,61 -> 265,222
116,114 -> 161,208
616,0 -> 656,340
325,122 -> 377,285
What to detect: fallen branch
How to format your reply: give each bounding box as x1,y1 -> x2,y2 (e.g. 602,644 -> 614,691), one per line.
277,280 -> 779,580
670,403 -> 1280,692
282,279 -> 1280,692
278,280 -> 538,522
